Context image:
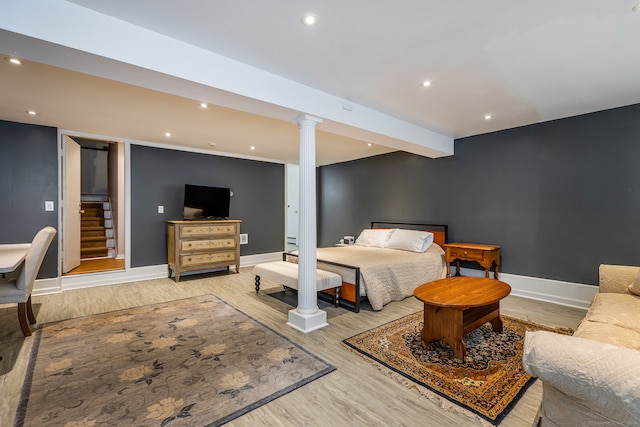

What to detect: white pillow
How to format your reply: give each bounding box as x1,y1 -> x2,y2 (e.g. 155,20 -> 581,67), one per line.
354,229 -> 393,247
385,228 -> 434,253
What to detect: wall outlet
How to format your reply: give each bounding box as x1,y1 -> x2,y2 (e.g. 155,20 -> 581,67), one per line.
45,201 -> 54,211
158,205 -> 164,214
240,233 -> 248,245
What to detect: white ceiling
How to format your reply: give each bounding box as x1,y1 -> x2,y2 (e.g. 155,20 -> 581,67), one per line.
2,1 -> 640,165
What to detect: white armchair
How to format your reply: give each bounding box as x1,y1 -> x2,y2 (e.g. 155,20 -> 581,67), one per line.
0,226 -> 56,336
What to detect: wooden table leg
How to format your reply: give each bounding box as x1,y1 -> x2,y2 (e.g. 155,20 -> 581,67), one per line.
421,304 -> 466,361
489,314 -> 503,333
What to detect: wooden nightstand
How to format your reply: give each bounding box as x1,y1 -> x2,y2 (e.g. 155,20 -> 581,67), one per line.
443,243 -> 501,279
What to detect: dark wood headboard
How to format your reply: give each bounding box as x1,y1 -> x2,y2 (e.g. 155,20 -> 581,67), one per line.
371,221 -> 448,248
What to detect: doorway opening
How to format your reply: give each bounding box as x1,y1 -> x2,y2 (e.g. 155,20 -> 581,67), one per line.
62,136 -> 126,276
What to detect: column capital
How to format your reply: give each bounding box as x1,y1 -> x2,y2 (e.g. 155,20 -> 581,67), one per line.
293,113 -> 323,126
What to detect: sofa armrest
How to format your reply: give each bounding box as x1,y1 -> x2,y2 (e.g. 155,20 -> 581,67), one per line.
523,331 -> 640,425
599,264 -> 640,294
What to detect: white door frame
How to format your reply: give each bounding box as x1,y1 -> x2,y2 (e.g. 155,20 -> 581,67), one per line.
57,129 -> 130,276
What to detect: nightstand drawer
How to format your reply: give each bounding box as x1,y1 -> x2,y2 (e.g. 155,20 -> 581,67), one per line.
181,239 -> 236,251
448,247 -> 485,261
181,251 -> 236,267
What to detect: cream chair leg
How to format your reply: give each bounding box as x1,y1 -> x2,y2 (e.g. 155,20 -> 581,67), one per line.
17,302 -> 32,336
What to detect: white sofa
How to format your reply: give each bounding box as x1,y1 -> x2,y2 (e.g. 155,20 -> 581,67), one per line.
522,264 -> 640,427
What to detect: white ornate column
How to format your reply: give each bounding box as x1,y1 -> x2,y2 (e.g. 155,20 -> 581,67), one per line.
287,114 -> 328,333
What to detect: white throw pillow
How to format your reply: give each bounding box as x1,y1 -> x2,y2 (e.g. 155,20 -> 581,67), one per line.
385,228 -> 434,253
628,270 -> 640,296
354,229 -> 393,247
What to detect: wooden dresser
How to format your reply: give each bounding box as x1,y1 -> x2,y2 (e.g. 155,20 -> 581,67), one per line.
167,220 -> 241,282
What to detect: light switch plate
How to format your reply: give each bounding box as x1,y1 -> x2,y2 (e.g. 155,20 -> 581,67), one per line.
45,201 -> 54,211
158,205 -> 164,214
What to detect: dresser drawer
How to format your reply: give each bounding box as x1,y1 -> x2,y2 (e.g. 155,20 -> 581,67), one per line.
180,238 -> 236,251
180,224 -> 237,237
448,247 -> 485,261
180,251 -> 236,267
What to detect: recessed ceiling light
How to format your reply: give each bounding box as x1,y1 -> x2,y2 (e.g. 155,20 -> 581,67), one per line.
26,110 -> 37,115
165,132 -> 171,137
301,13 -> 319,26
250,146 -> 256,151
6,57 -> 22,65
200,102 -> 208,108
421,80 -> 432,87
484,114 -> 492,120
209,142 -> 217,147
367,143 -> 372,147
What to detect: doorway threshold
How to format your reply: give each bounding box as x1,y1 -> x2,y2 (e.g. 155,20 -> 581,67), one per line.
64,257 -> 125,276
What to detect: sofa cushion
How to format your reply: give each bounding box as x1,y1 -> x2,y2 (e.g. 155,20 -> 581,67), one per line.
575,321 -> 640,350
579,293 -> 640,335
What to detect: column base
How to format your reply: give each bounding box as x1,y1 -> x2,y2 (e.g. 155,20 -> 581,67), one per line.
287,308 -> 328,333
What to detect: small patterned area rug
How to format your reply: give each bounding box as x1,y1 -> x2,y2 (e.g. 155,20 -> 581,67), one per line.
16,295 -> 335,427
342,312 -> 572,425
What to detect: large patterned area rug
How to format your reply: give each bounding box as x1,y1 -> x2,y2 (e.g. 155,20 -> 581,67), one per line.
16,295 -> 335,426
342,312 -> 572,425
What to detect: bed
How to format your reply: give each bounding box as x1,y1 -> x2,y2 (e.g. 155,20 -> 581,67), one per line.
286,222 -> 448,312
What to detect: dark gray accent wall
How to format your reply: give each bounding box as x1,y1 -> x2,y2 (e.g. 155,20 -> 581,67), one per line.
319,103 -> 640,286
0,120 -> 58,278
130,145 -> 285,267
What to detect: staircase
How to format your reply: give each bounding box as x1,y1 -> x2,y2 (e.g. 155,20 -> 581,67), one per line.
80,199 -> 116,259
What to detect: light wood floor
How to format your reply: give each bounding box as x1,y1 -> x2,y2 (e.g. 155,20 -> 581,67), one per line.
0,268 -> 587,427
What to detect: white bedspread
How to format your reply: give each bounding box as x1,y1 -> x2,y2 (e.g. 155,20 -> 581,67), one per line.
309,244 -> 446,311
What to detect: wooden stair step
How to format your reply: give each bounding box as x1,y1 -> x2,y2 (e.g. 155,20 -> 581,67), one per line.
82,207 -> 103,213
82,219 -> 105,227
82,236 -> 107,245
81,246 -> 108,257
82,226 -> 105,232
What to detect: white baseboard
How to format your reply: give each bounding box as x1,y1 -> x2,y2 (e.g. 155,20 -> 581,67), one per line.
32,277 -> 62,295
32,252 -> 284,296
33,255 -> 597,310
238,252 -> 283,266
455,267 -> 596,310
59,265 -> 167,292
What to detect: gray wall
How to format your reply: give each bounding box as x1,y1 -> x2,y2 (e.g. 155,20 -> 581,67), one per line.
318,103 -> 640,286
0,120 -> 58,278
80,147 -> 108,196
130,145 -> 285,267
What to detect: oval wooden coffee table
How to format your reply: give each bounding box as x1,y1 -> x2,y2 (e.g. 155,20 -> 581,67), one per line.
413,276 -> 511,360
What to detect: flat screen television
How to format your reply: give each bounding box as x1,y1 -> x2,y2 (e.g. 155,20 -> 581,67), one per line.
183,184 -> 231,220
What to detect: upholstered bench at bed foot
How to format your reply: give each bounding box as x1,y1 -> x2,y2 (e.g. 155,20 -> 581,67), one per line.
253,261 -> 342,307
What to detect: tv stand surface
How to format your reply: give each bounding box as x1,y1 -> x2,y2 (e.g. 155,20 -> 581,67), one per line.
167,219 -> 241,282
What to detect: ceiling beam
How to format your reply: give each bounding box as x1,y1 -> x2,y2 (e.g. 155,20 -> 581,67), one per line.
0,0 -> 453,158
